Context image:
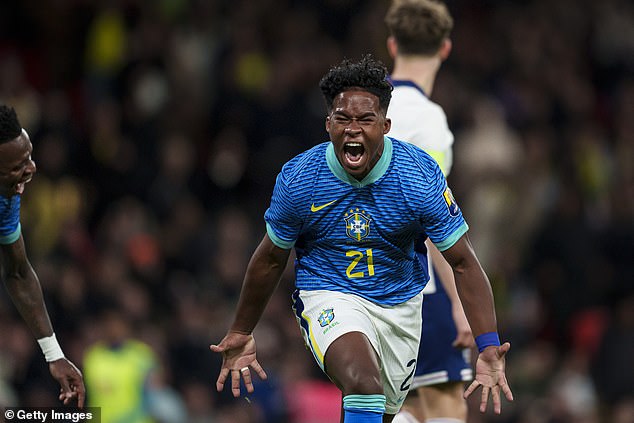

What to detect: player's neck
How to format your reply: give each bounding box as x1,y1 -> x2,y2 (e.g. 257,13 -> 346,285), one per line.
391,55 -> 441,96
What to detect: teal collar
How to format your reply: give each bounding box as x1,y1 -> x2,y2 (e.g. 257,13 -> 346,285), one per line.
326,136 -> 392,187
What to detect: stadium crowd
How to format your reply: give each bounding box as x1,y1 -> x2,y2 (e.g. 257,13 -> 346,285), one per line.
0,0 -> 632,422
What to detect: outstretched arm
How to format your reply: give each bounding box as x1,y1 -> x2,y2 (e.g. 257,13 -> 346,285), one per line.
1,234 -> 85,407
210,234 -> 291,397
441,234 -> 513,414
2,235 -> 54,338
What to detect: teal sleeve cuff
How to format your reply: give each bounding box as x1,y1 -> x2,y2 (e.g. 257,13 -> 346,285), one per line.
0,223 -> 21,245
266,222 -> 295,249
434,222 -> 469,252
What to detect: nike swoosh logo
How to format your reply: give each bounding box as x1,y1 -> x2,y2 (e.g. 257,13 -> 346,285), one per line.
310,199 -> 338,212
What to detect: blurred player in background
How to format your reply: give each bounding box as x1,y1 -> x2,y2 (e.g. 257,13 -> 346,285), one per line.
385,1 -> 474,422
210,55 -> 512,422
83,306 -> 159,423
0,104 -> 85,407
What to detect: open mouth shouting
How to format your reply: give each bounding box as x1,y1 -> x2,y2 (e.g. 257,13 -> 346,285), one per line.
343,142 -> 366,169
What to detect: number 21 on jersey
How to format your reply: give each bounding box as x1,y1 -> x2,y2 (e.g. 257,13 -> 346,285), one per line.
346,249 -> 375,278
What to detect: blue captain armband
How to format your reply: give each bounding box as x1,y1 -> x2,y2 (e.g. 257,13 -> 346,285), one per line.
475,332 -> 500,353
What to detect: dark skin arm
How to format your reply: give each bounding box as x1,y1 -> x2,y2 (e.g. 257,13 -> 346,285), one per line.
210,234 -> 291,397
441,233 -> 513,414
1,233 -> 85,407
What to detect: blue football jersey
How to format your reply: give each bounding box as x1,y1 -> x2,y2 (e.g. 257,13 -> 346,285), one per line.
265,136 -> 468,306
0,194 -> 21,245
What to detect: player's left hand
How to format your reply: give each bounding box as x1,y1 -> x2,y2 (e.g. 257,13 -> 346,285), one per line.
464,342 -> 513,414
49,358 -> 85,408
210,331 -> 268,397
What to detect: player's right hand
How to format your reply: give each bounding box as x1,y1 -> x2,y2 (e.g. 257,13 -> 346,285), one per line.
49,358 -> 85,408
210,331 -> 268,397
452,330 -> 474,349
451,302 -> 474,348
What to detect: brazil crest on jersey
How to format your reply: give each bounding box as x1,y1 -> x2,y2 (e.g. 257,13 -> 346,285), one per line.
0,194 -> 21,245
265,136 -> 468,306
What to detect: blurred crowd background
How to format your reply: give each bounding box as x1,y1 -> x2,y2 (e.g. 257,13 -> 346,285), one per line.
0,0 -> 632,422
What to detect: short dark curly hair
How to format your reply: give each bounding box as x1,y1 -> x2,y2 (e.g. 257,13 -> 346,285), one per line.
0,105 -> 22,144
319,55 -> 393,114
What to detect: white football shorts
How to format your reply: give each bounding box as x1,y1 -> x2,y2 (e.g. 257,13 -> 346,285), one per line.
292,289 -> 423,414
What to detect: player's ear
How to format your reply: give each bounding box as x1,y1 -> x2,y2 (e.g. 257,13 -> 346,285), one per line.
387,36 -> 398,59
383,117 -> 391,134
325,115 -> 331,133
440,38 -> 452,61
